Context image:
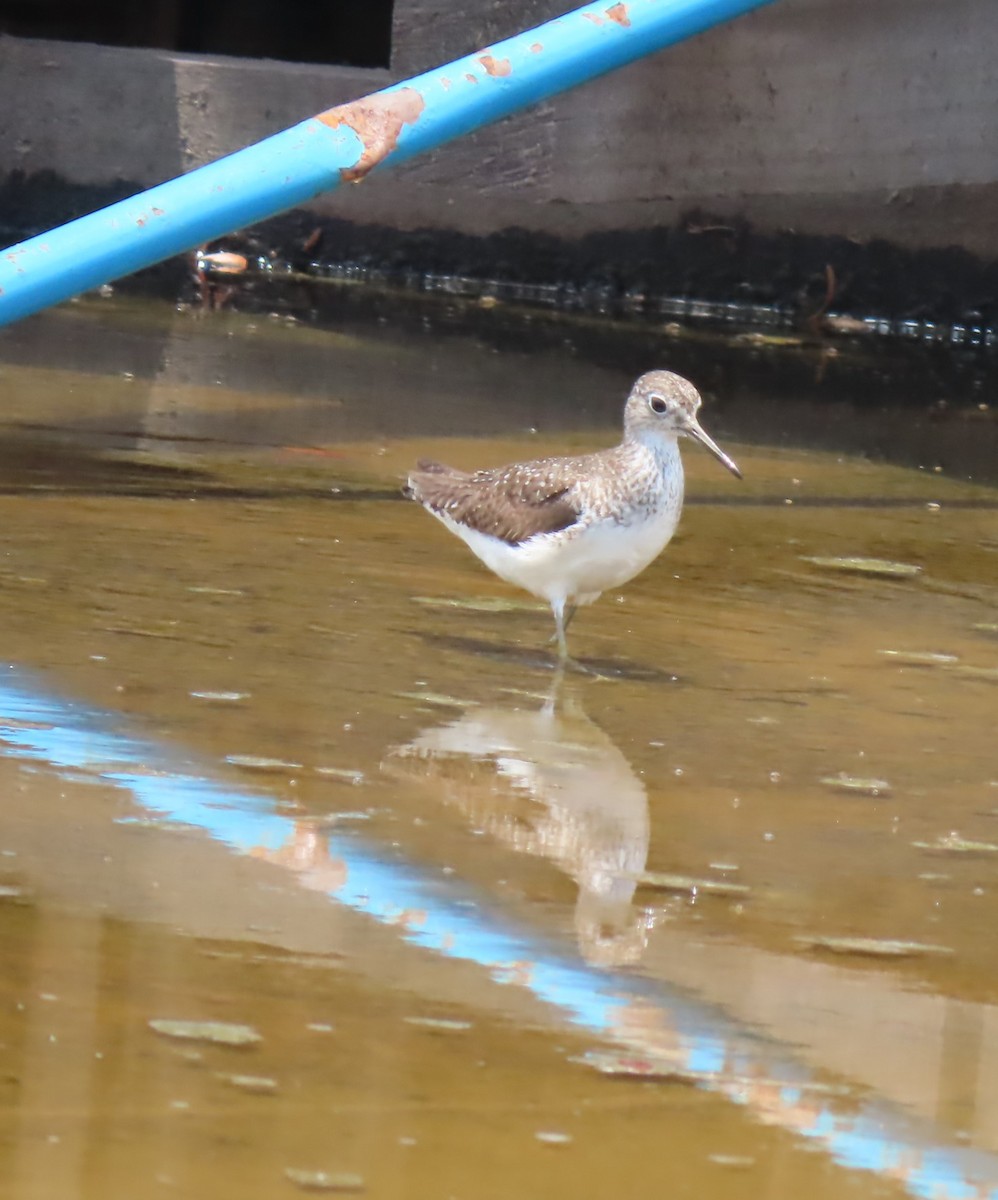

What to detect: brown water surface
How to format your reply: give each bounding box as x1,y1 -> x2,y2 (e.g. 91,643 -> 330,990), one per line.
0,296 -> 996,1199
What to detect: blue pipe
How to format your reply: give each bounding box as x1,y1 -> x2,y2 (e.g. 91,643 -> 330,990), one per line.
0,0 -> 775,328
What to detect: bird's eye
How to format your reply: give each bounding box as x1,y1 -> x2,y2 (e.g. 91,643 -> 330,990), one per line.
649,395 -> 667,414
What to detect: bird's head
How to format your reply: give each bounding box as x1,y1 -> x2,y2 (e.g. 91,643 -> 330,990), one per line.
624,370 -> 742,479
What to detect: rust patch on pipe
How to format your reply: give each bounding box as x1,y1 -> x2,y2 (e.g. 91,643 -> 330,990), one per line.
465,73 -> 478,84
151,206 -> 165,217
605,2 -> 631,25
440,76 -> 452,90
530,42 -> 543,52
478,54 -> 512,77
583,12 -> 605,24
317,87 -> 425,183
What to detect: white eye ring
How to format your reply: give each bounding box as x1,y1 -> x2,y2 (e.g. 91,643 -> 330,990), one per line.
649,394 -> 667,414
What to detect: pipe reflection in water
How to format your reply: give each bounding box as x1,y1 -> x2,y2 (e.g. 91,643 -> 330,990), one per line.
386,678 -> 652,966
1,664 -> 998,1200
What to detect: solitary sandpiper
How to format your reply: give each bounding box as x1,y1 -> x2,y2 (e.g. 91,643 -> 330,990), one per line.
405,370 -> 742,657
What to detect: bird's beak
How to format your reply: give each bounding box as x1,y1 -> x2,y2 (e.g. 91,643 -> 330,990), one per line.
685,418 -> 743,479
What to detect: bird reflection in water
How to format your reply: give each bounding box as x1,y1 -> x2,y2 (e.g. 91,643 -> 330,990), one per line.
388,675 -> 655,967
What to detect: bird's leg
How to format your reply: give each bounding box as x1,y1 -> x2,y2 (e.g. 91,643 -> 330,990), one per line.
542,657 -> 568,716
550,597 -> 570,661
549,597 -> 577,656
549,597 -> 611,679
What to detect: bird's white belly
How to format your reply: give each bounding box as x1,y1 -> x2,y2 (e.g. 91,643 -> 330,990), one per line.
437,506 -> 681,605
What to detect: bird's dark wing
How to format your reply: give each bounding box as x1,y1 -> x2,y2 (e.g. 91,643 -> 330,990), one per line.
405,457 -> 583,546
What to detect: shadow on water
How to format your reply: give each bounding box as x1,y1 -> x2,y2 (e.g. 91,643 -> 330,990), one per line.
0,293 -> 996,1199
415,630 -> 681,682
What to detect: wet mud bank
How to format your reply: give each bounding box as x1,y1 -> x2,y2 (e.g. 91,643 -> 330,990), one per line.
5,284 -> 994,487
5,169 -> 998,337
262,207 -> 998,333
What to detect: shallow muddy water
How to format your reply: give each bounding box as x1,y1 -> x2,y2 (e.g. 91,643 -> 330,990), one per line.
0,294 -> 996,1199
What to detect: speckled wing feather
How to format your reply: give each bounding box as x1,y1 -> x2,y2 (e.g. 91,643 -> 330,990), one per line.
406,456 -> 584,546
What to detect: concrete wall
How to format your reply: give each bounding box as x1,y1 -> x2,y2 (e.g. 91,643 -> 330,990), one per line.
1,0 -> 996,254
387,0 -> 998,253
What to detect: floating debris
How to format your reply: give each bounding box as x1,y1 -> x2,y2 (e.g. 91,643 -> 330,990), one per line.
225,754 -> 303,773
733,332 -> 804,347
0,717 -> 55,732
572,1049 -> 690,1081
218,1072 -> 278,1094
196,250 -> 249,276
913,833 -> 998,854
535,1130 -> 573,1145
636,871 -> 749,897
284,1168 -> 365,1193
819,774 -> 892,797
972,623 -> 998,637
102,624 -> 183,641
403,1016 -> 473,1032
114,816 -> 174,831
709,1154 -> 756,1169
948,664 -> 998,683
172,1047 -> 205,1064
795,935 -> 953,958
191,691 -> 250,702
149,1019 -> 263,1047
822,314 -> 873,336
412,595 -> 543,613
878,650 -> 958,667
801,556 -> 922,579
0,574 -> 48,587
499,685 -> 552,703
396,692 -> 478,709
315,766 -> 365,785
0,884 -> 27,900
